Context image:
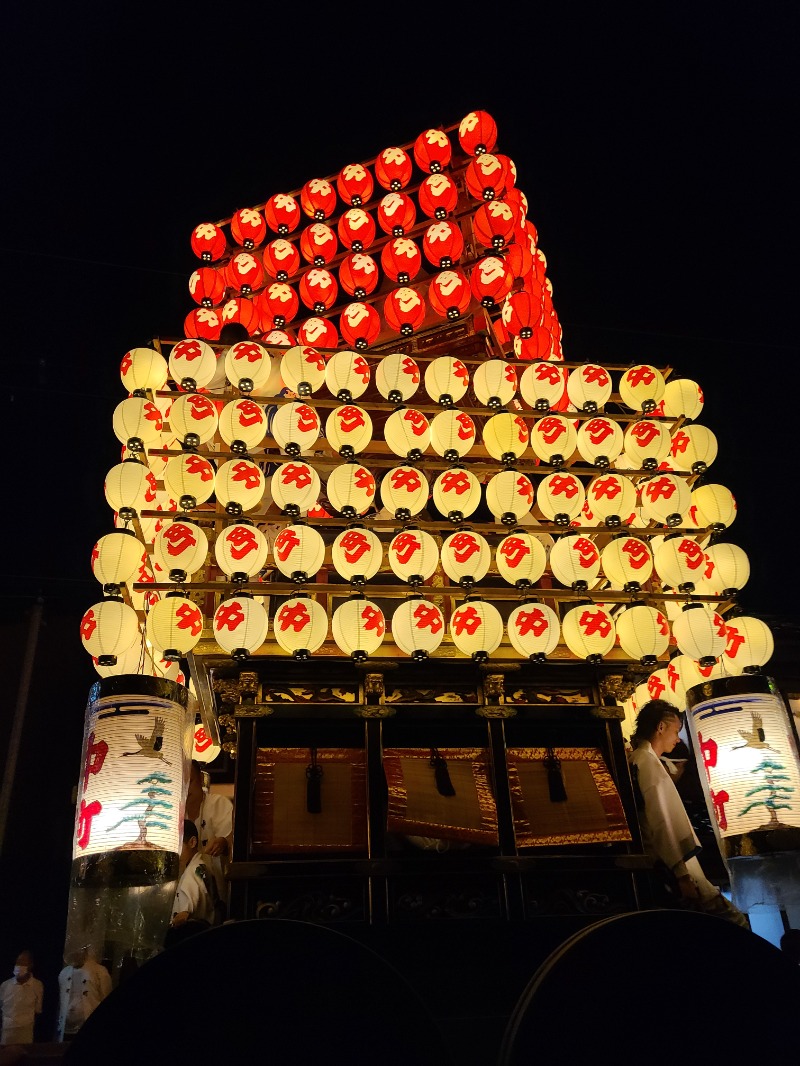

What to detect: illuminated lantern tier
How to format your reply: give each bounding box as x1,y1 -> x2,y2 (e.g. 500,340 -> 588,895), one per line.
191,221 -> 226,262
79,598 -> 140,666
388,529 -> 439,584
271,401 -> 321,456
337,163 -> 374,207
380,466 -> 429,519
299,268 -> 338,313
273,524 -> 325,583
326,464 -> 376,518
274,596 -> 328,658
565,364 -> 611,412
120,347 -> 168,395
638,473 -> 691,527
377,192 -> 416,236
227,253 -> 266,297
619,364 -> 666,413
145,592 -> 204,659
562,603 -> 616,662
332,598 -> 386,659
299,223 -> 338,266
376,353 -> 420,402
215,458 -> 265,516
432,468 -> 481,522
520,363 -> 568,412
486,469 -> 534,524
413,128 -> 452,173
231,207 -> 267,249
384,407 -> 431,460
585,473 -> 636,527
169,338 -> 220,391
105,459 -> 157,519
214,521 -> 269,579
325,350 -> 371,401
91,531 -> 144,590
430,409 -> 476,460
270,461 -> 320,516
163,454 -> 215,510
470,255 -> 514,308
340,302 -> 381,350
301,178 -> 337,221
255,283 -> 299,330
669,424 -> 718,474
263,239 -> 300,281
189,266 -> 225,308
152,519 -> 209,581
661,377 -> 704,420
473,360 -> 517,410
425,356 -> 469,406
465,153 -> 507,201
428,269 -> 471,320
549,534 -> 601,590
537,471 -> 585,525
507,602 -> 560,661
218,398 -> 267,452
423,221 -> 464,270
332,527 -> 383,583
502,288 -> 542,338
601,535 -> 654,590
449,600 -> 503,661
113,396 -> 163,452
703,543 -> 750,594
224,341 -> 273,394
577,417 -> 624,467
384,287 -> 426,336
392,598 -> 445,659
339,254 -> 379,299
441,530 -> 491,587
654,535 -> 707,592
381,238 -> 422,285
326,405 -> 373,456
418,173 -> 458,219
213,595 -> 269,660
688,483 -> 737,532
337,207 -> 376,252
264,193 -> 301,236
184,307 -> 222,342
483,412 -> 529,463
459,110 -> 498,156
530,415 -> 576,466
622,419 -> 671,470
720,616 -> 774,673
375,146 -> 413,191
672,604 -> 727,665
280,345 -> 326,396
616,604 -> 670,667
496,532 -> 548,588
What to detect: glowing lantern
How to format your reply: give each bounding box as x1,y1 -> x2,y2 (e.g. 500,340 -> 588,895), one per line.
623,419 -> 672,470
262,329 -> 295,351
339,253 -> 379,299
280,345 -> 326,396
654,535 -> 707,591
520,363 -> 568,414
79,598 -> 140,667
537,471 -> 586,525
486,470 -> 534,526
337,163 -> 374,207
566,364 -> 612,413
213,595 -> 268,660
550,534 -> 601,590
340,302 -> 381,350
375,146 -> 413,191
270,461 -> 320,516
90,640 -> 154,679
192,723 -> 221,764
220,297 -> 259,336
483,412 -> 529,463
424,356 -> 469,405
112,396 -> 163,452
577,417 -> 624,468
332,597 -> 386,659
105,459 -> 157,520
432,468 -> 481,521
184,307 -> 222,342
585,473 -> 637,527
300,178 -> 337,221
496,532 -> 548,588
473,360 -> 517,411
688,484 -> 737,532
167,393 -> 218,449
704,543 -> 750,595
326,463 -> 376,517
601,536 -> 654,591
215,458 -> 265,515
561,603 -> 616,662
145,592 -> 204,659
392,599 -> 445,660
381,237 -> 422,284
514,326 -> 558,362
440,530 -> 491,587
380,466 -> 429,519
153,520 -> 208,581
660,655 -> 700,707
465,153 -> 507,201
332,527 -> 382,583
507,602 -> 560,660
616,604 -> 670,667
458,110 -> 498,156
377,191 -> 416,236
376,353 -> 420,402
469,255 -> 513,307
224,341 -> 273,394
163,454 -> 215,510
271,401 -> 321,455
384,407 -> 431,459
263,239 -> 300,281
661,378 -> 704,420
384,287 -> 426,336
325,350 -> 371,401
449,600 -> 503,660
669,424 -> 718,474
639,473 -> 691,527
217,398 -> 266,453
299,223 -> 338,267
272,524 -> 325,583
299,268 -> 338,313
191,222 -> 226,263
474,200 -> 517,251
720,616 -> 774,673
504,241 -> 534,283
91,531 -> 144,592
430,409 -> 476,460
423,220 -> 464,269
428,269 -> 471,320
388,529 -> 439,584
227,252 -> 266,296
619,364 -> 665,413
672,604 -> 728,665
337,207 -> 376,252
214,521 -> 269,580
264,193 -> 301,236
418,173 -> 458,220
326,405 -> 373,457
138,491 -> 177,542
413,128 -> 452,173
530,415 -> 577,465
274,596 -> 328,658
120,347 -> 168,395
255,282 -> 299,330
231,207 -> 266,249
168,338 -> 220,391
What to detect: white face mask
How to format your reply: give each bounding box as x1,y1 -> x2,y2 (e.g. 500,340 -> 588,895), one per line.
13,965 -> 28,978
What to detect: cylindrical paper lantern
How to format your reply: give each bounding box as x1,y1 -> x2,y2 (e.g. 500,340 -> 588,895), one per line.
654,535 -> 707,591
112,396 -> 163,452
623,419 -> 672,470
719,616 -> 774,673
332,598 -> 386,659
619,364 -> 666,413
280,345 -> 326,396
566,364 -> 612,412
384,408 -> 431,460
121,347 -> 168,395
214,521 -> 269,579
388,529 -> 439,584
79,598 -> 140,665
485,469 -> 533,525
380,466 -> 429,519
392,598 -> 445,659
703,543 -> 750,595
104,459 -> 158,519
145,593 -> 204,659
537,471 -> 586,524
507,602 -> 560,660
326,405 -> 373,456
458,110 -> 498,156
168,392 -> 219,446
577,417 -> 624,467
449,601 -> 503,660
440,530 -> 491,587
519,362 -> 567,412
483,412 -> 529,463
214,458 -> 265,515
272,524 -> 325,582
669,424 -> 718,474
530,415 -> 576,465
688,484 -> 737,532
381,237 -> 422,285
549,534 -> 601,590
325,350 -> 371,401
163,454 -> 215,510
332,527 -> 383,583
271,401 -> 321,456
473,360 -> 517,410
601,536 -> 654,590
168,338 -> 219,391
616,604 -> 670,666
424,356 -> 470,405
672,604 -> 728,665
270,461 -> 320,516
213,594 -> 269,659
326,464 -> 376,517
273,596 -> 328,658
91,531 -> 144,591
219,398 -> 267,452
432,468 -> 481,521
414,128 -> 452,173
430,409 -> 476,460
639,473 -> 691,527
224,341 -> 273,393
662,378 -> 704,420
152,519 -> 209,581
339,301 -> 381,350
496,533 -> 548,587
376,353 -> 420,401
585,473 -> 637,527
561,603 -> 616,662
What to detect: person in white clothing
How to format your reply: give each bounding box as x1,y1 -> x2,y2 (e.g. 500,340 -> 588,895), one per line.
185,762 -> 233,906
56,949 -> 112,1041
0,950 -> 43,1045
171,819 -> 218,928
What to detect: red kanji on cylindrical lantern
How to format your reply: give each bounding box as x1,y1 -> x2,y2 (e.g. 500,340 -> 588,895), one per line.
300,178 -> 337,220
422,221 -> 464,269
428,270 -> 471,321
299,223 -> 338,266
339,303 -> 381,350
502,287 -> 543,338
374,146 -> 413,191
184,307 -> 221,341
458,110 -> 498,156
254,282 -> 299,330
339,254 -> 379,298
473,200 -> 518,251
298,268 -> 338,313
384,288 -> 426,336
465,154 -> 507,201
262,238 -> 300,281
226,252 -> 265,296
231,207 -> 266,249
297,317 -> 339,349
337,208 -> 376,252
264,193 -> 301,236
191,222 -> 226,263
189,267 -> 226,308
381,237 -> 422,285
337,163 -> 374,207
377,192 -> 417,236
418,173 -> 458,220
469,256 -> 514,307
413,128 -> 452,173
220,297 -> 259,336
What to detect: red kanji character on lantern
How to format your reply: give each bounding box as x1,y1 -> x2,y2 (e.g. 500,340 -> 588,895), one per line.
236,400 -> 263,427
225,526 -> 259,561
194,726 -> 213,753
277,601 -> 311,632
413,604 -> 443,633
515,608 -> 548,637
281,464 -> 313,489
592,476 -> 622,500
80,609 -> 97,642
440,471 -> 471,496
339,530 -> 371,565
82,732 -> 109,791
499,537 -> 530,569
392,532 -> 421,565
516,476 -> 533,504
76,799 -> 102,851
186,455 -> 214,481
353,468 -> 375,496
452,606 -> 482,636
549,475 -> 580,499
456,413 -> 475,441
216,602 -> 246,631
585,418 -> 615,446
295,405 -> 319,434
232,462 -> 261,490
725,625 -> 746,658
538,417 -> 567,445
579,610 -> 612,638
574,538 -> 599,568
403,409 -> 428,437
449,532 -> 480,564
626,366 -> 655,388
623,539 -> 650,569
679,540 -> 705,571
711,788 -> 730,831
697,731 -> 718,784
274,528 -> 300,562
402,357 -> 420,384
361,605 -> 385,635
175,603 -> 202,635
391,468 -> 422,492
647,673 -> 667,699
630,421 -> 661,448
337,406 -> 367,433
645,477 -> 677,502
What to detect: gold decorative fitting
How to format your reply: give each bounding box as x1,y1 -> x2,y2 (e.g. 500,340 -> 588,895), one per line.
482,673 -> 505,703
599,674 -> 639,703
363,673 -> 385,704
239,671 -> 259,698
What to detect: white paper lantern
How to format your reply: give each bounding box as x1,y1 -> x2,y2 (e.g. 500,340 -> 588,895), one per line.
136,490 -> 178,543
219,398 -> 267,451
121,347 -> 168,394
271,401 -> 321,455
530,415 -> 577,465
388,529 -> 439,583
332,527 -> 383,582
326,463 -> 377,517
654,535 -> 707,591
432,468 -> 481,521
615,604 -> 670,666
671,604 -> 728,664
623,419 -> 672,469
507,601 -> 560,660
224,340 -> 274,392
112,396 -> 163,451
169,393 -> 219,446
79,598 -> 140,664
688,484 -> 737,532
145,593 -> 204,658
152,519 -> 209,580
271,461 -> 320,516
576,417 -> 624,467
169,338 -> 219,391
660,655 -> 703,707
424,356 -> 470,405
536,471 -> 586,524
566,364 -> 612,412
324,350 -> 371,400
619,364 -> 665,413
91,531 -> 145,590
669,424 -> 718,474
375,352 -> 420,401
163,453 -> 216,510
104,459 -> 158,519
601,536 -> 654,590
440,530 -> 491,586
639,473 -> 691,527
719,616 -> 774,673
703,543 -> 750,595
482,412 -> 530,462
326,405 -> 373,456
391,598 -> 445,659
215,459 -> 265,515
561,603 -> 616,661
550,534 -> 601,589
496,532 -> 548,587
662,378 -> 704,420
332,597 -> 386,658
585,473 -> 637,527
519,362 -> 567,411
384,408 -> 431,459
273,596 -> 329,657
192,721 -> 221,764
214,521 -> 269,579
472,359 -> 517,409
449,600 -> 503,660
213,594 -> 269,659
486,470 -> 534,525
380,466 -> 430,519
430,409 -> 476,459
272,524 -> 325,582
91,639 -> 155,679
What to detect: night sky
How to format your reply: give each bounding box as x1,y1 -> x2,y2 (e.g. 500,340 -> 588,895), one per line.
1,3 -> 797,1031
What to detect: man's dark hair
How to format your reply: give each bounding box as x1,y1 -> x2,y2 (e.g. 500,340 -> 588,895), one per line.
183,819 -> 199,844
632,699 -> 682,746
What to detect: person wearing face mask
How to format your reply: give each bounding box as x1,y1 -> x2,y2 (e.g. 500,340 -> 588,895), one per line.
0,951 -> 43,1045
56,948 -> 112,1042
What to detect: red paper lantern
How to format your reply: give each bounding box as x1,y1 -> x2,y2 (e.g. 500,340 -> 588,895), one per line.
226,252 -> 265,296
494,154 -> 517,191
262,238 -> 300,281
264,193 -> 301,236
339,253 -> 379,298
422,220 -> 464,269
465,154 -> 507,201
503,240 -> 534,281
184,307 -> 221,341
428,269 -> 471,320
469,256 -> 513,307
220,297 -> 259,336
190,222 -> 226,262
374,146 -> 413,191
417,173 -> 458,220
383,287 -> 426,336
189,266 -> 226,308
298,268 -> 338,313
339,302 -> 381,350
300,178 -> 337,220
413,128 -> 452,173
297,317 -> 339,349
337,207 -> 376,252
473,200 -> 518,251
299,223 -> 338,266
504,187 -> 528,223
262,328 -> 295,347
381,237 -> 422,284
231,207 -> 266,249
337,163 -> 374,207
502,287 -> 543,338
513,325 -> 556,361
377,192 -> 417,236
458,110 -> 498,156
254,282 -> 299,330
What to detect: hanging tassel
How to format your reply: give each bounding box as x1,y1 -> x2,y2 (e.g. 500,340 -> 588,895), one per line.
543,747 -> 568,802
306,747 -> 323,814
430,748 -> 456,797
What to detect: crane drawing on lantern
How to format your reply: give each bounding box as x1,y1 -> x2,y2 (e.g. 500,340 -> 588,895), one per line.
732,711 -> 777,752
738,757 -> 796,830
121,716 -> 172,764
108,772 -> 175,849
